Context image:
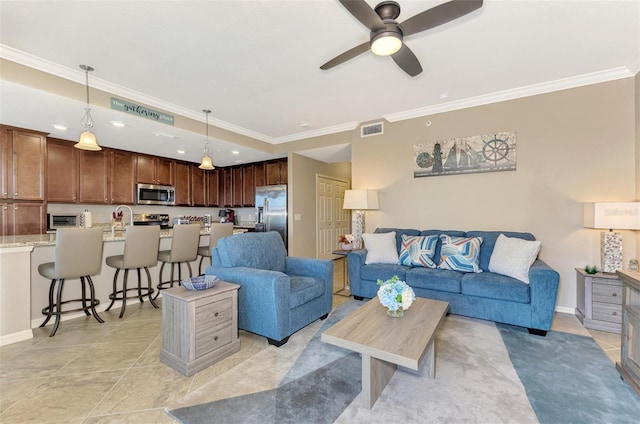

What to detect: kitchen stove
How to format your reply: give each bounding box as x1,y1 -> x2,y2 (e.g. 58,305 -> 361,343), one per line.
132,213 -> 170,229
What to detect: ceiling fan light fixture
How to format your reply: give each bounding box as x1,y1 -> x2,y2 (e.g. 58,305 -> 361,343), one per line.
74,64 -> 102,151
370,32 -> 402,56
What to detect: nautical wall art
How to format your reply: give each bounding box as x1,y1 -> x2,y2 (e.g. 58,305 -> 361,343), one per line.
413,131 -> 517,178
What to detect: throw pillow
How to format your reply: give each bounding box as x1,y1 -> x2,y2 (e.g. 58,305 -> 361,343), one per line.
399,234 -> 438,268
363,232 -> 399,265
437,235 -> 483,273
488,233 -> 541,284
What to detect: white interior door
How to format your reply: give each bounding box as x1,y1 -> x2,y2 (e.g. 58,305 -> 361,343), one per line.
317,176 -> 349,259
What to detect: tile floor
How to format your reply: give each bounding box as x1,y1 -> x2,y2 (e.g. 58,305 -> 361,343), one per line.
0,258 -> 622,423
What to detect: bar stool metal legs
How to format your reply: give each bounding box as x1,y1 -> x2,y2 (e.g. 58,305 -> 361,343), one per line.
105,266 -> 159,318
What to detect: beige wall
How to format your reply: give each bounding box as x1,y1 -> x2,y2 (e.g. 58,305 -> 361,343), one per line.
635,72 -> 640,255
289,153 -> 351,258
348,78 -> 636,311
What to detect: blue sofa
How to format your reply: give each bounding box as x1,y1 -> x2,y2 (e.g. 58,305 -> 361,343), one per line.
348,229 -> 560,335
205,231 -> 334,346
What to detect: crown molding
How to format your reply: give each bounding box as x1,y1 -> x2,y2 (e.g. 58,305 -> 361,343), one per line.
383,66 -> 635,123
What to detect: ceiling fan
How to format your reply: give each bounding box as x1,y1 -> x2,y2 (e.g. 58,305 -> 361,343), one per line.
320,0 -> 483,77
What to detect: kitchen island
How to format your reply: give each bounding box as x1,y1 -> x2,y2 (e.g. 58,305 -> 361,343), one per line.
0,226 -> 233,345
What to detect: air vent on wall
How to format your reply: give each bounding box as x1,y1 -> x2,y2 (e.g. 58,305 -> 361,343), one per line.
361,122 -> 383,138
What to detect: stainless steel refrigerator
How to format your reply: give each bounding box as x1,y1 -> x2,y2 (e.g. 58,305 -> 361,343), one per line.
255,184 -> 287,248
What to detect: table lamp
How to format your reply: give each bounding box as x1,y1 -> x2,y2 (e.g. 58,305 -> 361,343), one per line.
584,202 -> 640,272
343,189 -> 379,249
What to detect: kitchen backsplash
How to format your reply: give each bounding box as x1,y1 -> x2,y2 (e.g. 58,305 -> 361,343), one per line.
47,204 -> 257,226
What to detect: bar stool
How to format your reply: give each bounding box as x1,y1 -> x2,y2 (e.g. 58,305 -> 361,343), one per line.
155,223 -> 201,298
38,227 -> 104,337
197,223 -> 234,275
105,225 -> 161,318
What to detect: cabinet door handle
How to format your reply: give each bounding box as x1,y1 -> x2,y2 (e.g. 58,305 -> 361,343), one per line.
612,312 -> 617,316
612,293 -> 617,297
214,312 -> 219,317
214,336 -> 218,341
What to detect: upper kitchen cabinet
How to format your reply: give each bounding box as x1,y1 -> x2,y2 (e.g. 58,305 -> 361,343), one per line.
232,167 -> 243,207
206,169 -> 220,207
222,168 -> 233,207
1,201 -> 46,236
242,165 -> 254,207
174,162 -> 191,206
265,158 -> 287,185
253,162 -> 266,187
109,150 -> 136,205
136,154 -> 175,186
47,138 -> 78,203
190,165 -> 206,207
1,125 -> 47,201
78,149 -> 109,204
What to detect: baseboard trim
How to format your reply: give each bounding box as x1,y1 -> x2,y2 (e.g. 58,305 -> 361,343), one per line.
554,305 -> 575,314
0,329 -> 33,346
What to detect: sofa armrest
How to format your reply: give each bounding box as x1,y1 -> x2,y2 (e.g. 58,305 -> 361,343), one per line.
528,259 -> 560,331
205,266 -> 290,341
347,249 -> 368,296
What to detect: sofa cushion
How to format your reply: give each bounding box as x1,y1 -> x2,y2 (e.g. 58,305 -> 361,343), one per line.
363,232 -> 399,264
217,231 -> 286,272
466,231 -> 535,272
488,234 -> 541,283
289,276 -> 325,309
461,272 -> 531,303
399,234 -> 438,268
420,230 -> 467,262
437,235 -> 483,273
361,263 -> 408,282
406,268 -> 462,293
375,228 -> 421,253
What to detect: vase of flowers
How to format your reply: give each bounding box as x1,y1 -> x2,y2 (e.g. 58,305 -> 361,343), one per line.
339,234 -> 354,251
377,275 -> 415,318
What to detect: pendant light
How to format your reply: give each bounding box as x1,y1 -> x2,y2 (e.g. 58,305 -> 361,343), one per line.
74,65 -> 101,151
198,109 -> 215,170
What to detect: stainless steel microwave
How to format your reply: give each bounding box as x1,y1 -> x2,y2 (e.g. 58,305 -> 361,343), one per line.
136,183 -> 175,206
47,213 -> 80,231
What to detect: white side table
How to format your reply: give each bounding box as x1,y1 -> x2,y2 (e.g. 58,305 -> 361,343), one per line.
160,281 -> 240,376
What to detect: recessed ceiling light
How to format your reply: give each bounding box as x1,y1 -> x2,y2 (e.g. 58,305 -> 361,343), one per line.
110,121 -> 125,127
176,149 -> 186,155
153,132 -> 177,139
439,93 -> 450,100
231,150 -> 240,155
300,123 -> 312,129
52,124 -> 67,131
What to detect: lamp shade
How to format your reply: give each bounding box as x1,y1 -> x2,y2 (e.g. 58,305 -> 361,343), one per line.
343,189 -> 379,210
74,130 -> 101,151
584,202 -> 640,230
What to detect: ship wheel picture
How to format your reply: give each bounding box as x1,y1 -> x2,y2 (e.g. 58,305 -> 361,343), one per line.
482,136 -> 510,166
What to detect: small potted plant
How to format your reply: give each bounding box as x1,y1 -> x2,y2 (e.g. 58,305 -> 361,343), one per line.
339,234 -> 354,250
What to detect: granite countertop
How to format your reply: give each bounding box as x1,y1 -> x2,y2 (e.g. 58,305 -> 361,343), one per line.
0,226 -> 217,249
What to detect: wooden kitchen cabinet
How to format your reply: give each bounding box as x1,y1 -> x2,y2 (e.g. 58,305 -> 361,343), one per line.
47,138 -> 78,203
242,165 -> 254,207
1,201 -> 46,236
206,169 -> 220,207
222,168 -> 232,207
232,167 -> 243,207
136,154 -> 175,186
190,165 -> 206,207
253,162 -> 266,188
1,126 -> 47,201
78,149 -> 109,204
174,162 -> 191,206
265,158 -> 287,185
109,150 -> 136,205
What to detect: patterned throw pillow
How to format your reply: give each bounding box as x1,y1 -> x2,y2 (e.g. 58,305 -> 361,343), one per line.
399,234 -> 438,268
437,235 -> 483,273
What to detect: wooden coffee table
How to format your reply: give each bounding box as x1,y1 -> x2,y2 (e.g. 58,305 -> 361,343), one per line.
322,297 -> 448,409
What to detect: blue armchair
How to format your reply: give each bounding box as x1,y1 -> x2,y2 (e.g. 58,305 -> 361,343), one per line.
205,231 -> 334,346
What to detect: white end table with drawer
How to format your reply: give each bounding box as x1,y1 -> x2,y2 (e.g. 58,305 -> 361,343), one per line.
575,268 -> 622,333
160,281 -> 240,376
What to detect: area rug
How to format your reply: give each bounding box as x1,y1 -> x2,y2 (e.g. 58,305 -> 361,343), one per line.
166,299 -> 640,423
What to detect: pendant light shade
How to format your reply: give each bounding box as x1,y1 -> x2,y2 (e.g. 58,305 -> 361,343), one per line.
74,65 -> 101,151
198,109 -> 215,170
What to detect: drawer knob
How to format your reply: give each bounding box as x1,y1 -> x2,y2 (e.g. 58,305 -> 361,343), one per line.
612,312 -> 617,316
214,336 -> 218,341
612,293 -> 617,297
214,312 -> 219,317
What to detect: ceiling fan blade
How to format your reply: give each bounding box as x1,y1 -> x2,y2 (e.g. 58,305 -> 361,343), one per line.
391,44 -> 423,77
320,42 -> 370,70
339,0 -> 386,32
400,0 -> 483,37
